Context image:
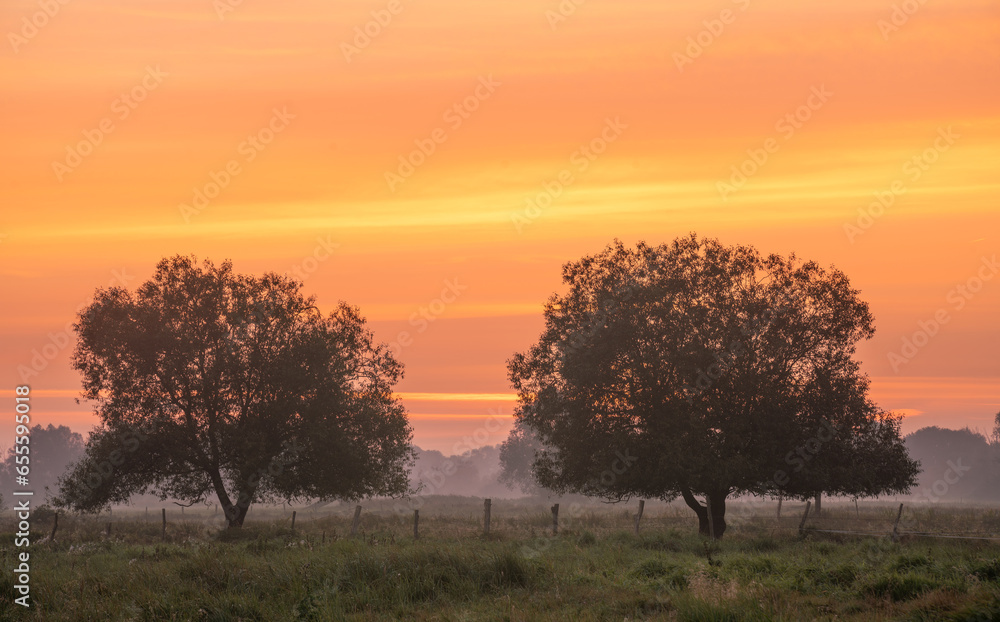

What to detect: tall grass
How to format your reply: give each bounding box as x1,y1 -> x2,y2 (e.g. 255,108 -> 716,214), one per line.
1,498 -> 998,621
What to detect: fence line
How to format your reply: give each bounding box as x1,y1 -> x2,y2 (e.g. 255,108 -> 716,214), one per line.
20,498 -> 1000,546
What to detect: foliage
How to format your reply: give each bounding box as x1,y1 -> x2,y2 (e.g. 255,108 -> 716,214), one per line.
506,235 -> 919,537
498,420 -> 547,494
55,256 -> 414,527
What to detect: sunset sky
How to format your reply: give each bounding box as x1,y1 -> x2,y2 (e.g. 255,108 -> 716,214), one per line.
2,0 -> 998,454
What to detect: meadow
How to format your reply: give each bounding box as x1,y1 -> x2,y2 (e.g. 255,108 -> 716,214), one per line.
2,496 -> 999,621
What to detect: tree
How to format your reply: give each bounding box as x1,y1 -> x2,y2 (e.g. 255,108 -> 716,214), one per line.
56,256 -> 414,527
0,425 -> 84,507
906,426 -> 999,501
992,411 -> 1000,446
410,445 -> 508,497
498,421 -> 546,495
507,235 -> 918,538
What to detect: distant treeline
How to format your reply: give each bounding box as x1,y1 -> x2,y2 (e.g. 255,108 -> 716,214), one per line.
904,426 -> 1000,503
2,424 -> 999,508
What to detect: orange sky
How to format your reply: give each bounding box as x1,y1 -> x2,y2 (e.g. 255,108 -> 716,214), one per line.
2,0 -> 999,453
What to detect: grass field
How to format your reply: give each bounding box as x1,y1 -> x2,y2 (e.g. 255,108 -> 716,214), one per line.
2,497 -> 999,621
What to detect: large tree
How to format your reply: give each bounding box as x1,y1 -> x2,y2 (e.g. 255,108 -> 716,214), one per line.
56,256 -> 413,527
507,235 -> 918,538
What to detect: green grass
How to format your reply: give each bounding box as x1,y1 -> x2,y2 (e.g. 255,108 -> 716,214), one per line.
1,498 -> 999,621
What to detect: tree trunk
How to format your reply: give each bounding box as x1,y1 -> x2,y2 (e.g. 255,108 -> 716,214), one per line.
206,467 -> 249,529
225,503 -> 249,529
708,492 -> 727,538
814,493 -> 822,516
219,494 -> 252,529
681,488 -> 728,539
681,488 -> 708,534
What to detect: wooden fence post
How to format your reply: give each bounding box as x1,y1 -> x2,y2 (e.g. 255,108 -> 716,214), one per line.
50,512 -> 59,541
413,510 -> 419,540
350,505 -> 362,536
891,503 -> 904,542
484,499 -> 492,535
634,500 -> 645,535
798,501 -> 812,536
162,508 -> 167,540
551,504 -> 559,535
291,511 -> 296,531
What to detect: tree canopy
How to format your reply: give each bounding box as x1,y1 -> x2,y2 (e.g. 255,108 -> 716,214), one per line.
505,235 -> 918,537
56,256 -> 413,527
